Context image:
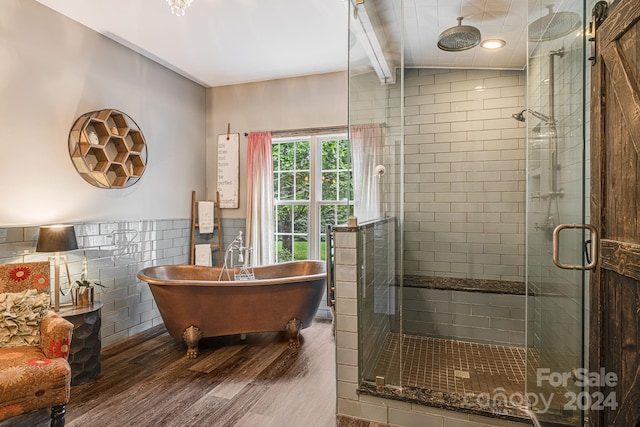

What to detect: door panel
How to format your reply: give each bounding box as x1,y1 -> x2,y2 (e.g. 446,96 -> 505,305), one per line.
526,1 -> 588,425
591,0 -> 640,425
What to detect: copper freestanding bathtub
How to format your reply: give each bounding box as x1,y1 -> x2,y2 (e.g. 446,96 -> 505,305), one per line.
137,260 -> 326,358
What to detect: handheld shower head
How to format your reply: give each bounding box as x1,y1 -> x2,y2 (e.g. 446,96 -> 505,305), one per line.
512,109 -> 555,124
528,110 -> 554,123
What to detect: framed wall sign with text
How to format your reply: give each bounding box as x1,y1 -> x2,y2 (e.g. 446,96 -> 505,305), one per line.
217,133 -> 239,208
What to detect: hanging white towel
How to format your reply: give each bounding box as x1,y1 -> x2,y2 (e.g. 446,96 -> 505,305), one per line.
195,244 -> 212,266
198,201 -> 215,234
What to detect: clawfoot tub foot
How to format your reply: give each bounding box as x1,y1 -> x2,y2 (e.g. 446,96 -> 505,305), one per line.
183,325 -> 202,358
285,318 -> 302,349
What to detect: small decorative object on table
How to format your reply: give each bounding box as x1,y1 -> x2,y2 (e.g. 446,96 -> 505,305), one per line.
73,251 -> 106,306
74,284 -> 94,306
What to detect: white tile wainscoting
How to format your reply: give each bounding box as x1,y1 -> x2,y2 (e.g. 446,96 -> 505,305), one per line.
0,217 -> 332,348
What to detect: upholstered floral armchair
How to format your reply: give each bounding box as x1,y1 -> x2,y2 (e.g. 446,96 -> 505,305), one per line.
0,262 -> 74,427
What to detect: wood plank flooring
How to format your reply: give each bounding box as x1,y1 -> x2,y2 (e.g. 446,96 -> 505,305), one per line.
4,320 -> 336,427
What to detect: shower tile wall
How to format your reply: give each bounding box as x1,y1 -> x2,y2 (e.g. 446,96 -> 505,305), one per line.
349,68 -> 527,282
0,218 -> 334,345
399,288 -> 525,346
399,68 -> 527,282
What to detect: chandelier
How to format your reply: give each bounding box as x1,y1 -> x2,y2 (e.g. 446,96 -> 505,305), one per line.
166,0 -> 193,16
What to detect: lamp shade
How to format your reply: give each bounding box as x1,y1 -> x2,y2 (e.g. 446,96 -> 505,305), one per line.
36,225 -> 79,252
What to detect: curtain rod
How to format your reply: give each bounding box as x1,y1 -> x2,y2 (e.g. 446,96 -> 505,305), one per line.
244,125 -> 347,138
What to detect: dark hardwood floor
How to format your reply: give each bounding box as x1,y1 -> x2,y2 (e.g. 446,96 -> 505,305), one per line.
5,320 -> 336,427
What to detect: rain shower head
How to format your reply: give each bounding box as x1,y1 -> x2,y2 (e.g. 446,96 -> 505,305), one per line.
512,109 -> 555,124
437,17 -> 481,52
529,5 -> 581,42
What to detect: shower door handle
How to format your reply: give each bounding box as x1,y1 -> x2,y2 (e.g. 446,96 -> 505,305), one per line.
326,224 -> 336,308
552,224 -> 599,270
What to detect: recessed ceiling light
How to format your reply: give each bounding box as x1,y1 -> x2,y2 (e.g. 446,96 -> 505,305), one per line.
481,39 -> 506,49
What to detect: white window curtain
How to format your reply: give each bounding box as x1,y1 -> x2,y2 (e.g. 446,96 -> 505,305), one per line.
351,124 -> 383,222
246,132 -> 275,266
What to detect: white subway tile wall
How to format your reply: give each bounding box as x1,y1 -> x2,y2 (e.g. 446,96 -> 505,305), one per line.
0,220 -> 190,347
400,68 -> 526,282
335,229 -> 361,417
397,288 -> 525,346
355,69 -> 527,280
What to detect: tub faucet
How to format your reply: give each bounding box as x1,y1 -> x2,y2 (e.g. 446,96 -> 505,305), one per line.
226,231 -> 244,256
236,231 -> 245,263
220,231 -> 255,281
233,231 -> 253,265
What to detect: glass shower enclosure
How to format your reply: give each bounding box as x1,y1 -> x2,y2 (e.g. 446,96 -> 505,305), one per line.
346,0 -> 593,426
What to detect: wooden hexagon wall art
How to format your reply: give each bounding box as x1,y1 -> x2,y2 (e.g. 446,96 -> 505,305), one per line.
68,109 -> 148,188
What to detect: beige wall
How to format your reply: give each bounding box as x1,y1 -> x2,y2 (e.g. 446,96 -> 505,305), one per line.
206,71 -> 348,218
0,0 -> 206,226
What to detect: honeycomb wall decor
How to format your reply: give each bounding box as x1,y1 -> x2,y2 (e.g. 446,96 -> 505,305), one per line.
68,109 -> 147,188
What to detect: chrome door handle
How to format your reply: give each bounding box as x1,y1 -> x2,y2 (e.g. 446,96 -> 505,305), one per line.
326,224 -> 335,308
552,224 -> 599,270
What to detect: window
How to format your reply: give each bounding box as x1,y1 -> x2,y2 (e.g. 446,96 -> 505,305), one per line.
273,133 -> 352,262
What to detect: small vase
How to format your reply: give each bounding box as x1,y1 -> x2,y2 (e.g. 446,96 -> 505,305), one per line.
75,287 -> 94,306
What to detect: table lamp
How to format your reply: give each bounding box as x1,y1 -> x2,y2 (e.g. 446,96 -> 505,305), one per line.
36,225 -> 78,311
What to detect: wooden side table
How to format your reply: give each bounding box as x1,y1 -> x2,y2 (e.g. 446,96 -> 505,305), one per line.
59,302 -> 103,386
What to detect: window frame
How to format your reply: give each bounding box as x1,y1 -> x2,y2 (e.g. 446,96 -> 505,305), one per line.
272,132 -> 350,262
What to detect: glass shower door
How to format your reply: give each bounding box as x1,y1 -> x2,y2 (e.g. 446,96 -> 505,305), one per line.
347,0 -> 404,390
525,0 -> 592,425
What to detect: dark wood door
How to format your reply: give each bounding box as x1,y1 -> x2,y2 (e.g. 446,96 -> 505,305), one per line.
591,1 -> 640,426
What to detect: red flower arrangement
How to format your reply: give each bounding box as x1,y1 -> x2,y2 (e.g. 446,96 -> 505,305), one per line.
9,267 -> 30,282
